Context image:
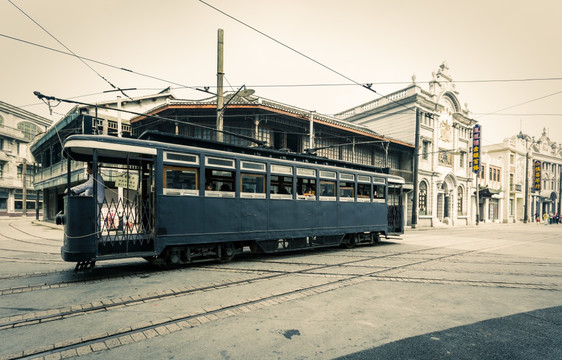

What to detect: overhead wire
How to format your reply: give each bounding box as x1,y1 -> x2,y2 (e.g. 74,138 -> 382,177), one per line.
197,0 -> 420,116
0,33 -> 213,96
7,0 -> 135,101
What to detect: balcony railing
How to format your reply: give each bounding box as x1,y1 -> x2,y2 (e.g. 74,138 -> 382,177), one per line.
35,160 -> 83,183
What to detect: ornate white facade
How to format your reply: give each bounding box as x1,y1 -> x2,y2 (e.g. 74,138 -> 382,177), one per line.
484,129 -> 562,223
336,62 -> 478,227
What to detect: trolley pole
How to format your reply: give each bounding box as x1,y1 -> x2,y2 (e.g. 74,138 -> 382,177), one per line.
216,28 -> 224,142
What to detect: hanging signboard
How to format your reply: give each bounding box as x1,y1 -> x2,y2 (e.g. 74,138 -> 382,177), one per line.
472,124 -> 481,174
115,173 -> 139,190
533,160 -> 541,191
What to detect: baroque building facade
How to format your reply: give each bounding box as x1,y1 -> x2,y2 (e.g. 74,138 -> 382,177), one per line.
336,62 -> 478,227
0,101 -> 51,216
483,129 -> 562,223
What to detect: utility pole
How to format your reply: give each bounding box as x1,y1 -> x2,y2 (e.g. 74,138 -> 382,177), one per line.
216,28 -> 224,142
411,107 -> 420,229
309,111 -> 315,150
22,159 -> 27,217
117,96 -> 122,138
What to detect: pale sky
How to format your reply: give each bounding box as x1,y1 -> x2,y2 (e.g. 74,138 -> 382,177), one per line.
2,0 -> 561,146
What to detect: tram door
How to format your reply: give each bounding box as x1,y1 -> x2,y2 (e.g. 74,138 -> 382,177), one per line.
387,184 -> 403,234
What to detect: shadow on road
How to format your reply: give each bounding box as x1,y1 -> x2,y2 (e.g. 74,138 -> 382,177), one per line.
336,305 -> 562,360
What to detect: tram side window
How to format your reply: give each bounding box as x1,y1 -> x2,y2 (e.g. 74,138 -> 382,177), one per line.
339,181 -> 355,199
164,166 -> 198,195
357,183 -> 371,199
241,173 -> 265,194
319,181 -> 336,197
270,175 -> 293,196
374,184 -> 386,200
205,169 -> 234,193
297,177 -> 316,198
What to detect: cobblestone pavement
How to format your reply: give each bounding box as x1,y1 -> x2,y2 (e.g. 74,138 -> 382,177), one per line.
0,219 -> 560,359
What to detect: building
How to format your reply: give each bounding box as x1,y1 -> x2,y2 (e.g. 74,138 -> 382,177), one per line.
0,101 -> 51,217
31,89 -> 415,223
476,150 -> 504,223
482,129 -> 562,224
336,62 -> 477,227
30,90 -> 175,220
531,129 -> 562,218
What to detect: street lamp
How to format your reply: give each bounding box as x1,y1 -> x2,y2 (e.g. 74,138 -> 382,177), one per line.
517,131 -> 531,223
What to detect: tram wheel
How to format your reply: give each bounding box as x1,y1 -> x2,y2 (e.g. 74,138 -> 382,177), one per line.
219,244 -> 236,263
342,234 -> 357,249
369,232 -> 380,245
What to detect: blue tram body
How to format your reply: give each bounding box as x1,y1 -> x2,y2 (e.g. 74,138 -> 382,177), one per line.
59,133 -> 404,268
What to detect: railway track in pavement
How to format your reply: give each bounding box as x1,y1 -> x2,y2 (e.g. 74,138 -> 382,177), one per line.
2,236 -> 560,360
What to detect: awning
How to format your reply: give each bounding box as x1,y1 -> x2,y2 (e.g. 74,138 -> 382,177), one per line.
474,186 -> 501,199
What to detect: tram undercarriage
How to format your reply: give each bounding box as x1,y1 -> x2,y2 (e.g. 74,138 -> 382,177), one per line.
146,232 -> 382,267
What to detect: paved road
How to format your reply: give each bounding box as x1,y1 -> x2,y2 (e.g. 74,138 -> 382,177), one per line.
0,219 -> 560,359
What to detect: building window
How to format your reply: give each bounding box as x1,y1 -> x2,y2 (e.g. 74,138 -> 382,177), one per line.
457,186 -> 464,215
0,163 -> 3,177
509,199 -> 514,216
459,151 -> 465,168
422,140 -> 430,160
419,181 -> 428,215
17,121 -> 42,141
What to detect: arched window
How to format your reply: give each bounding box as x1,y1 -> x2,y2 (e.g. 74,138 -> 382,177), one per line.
17,121 -> 41,141
419,181 -> 428,215
457,186 -> 464,215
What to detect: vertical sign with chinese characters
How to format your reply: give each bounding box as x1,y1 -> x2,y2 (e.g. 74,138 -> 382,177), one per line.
472,124 -> 481,174
534,160 -> 541,191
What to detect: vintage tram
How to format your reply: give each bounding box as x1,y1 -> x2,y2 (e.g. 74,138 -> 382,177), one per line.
57,131 -> 404,270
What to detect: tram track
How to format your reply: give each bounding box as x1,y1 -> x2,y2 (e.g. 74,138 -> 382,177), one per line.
8,222 -> 62,242
0,245 -> 463,329
4,244 -> 561,360
2,232 -> 560,359
2,241 -> 560,333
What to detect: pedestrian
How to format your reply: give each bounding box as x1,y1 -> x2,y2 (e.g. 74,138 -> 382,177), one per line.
555,213 -> 560,224
542,212 -> 548,225
535,213 -> 540,226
